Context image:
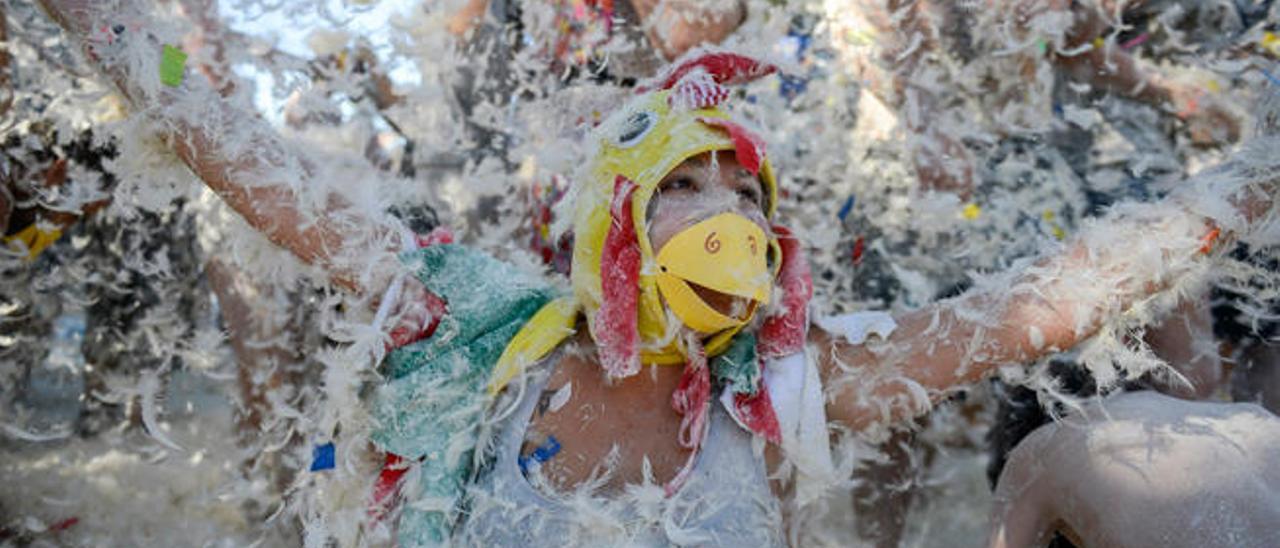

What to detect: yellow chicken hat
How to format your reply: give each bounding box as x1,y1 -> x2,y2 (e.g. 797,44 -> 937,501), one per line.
489,52 -> 782,392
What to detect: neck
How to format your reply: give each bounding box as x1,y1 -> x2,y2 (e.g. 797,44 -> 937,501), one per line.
561,340 -> 687,409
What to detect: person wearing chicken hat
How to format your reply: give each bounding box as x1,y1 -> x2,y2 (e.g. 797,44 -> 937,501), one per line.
368,52 -> 839,545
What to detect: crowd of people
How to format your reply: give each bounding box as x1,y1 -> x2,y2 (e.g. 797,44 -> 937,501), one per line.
4,0 -> 1280,546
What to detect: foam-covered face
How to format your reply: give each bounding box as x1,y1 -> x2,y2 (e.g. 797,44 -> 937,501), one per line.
648,151 -> 769,250
649,151 -> 770,320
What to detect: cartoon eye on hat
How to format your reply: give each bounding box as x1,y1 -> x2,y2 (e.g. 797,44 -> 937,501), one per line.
616,111 -> 656,148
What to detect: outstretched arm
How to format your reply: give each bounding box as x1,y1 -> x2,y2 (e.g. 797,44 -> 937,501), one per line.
37,0 -> 405,295
818,130 -> 1278,433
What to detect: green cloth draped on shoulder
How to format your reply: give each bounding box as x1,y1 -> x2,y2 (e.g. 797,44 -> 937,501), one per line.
371,244 -> 560,546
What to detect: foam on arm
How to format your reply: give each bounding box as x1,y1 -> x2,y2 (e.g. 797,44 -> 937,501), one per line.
819,113 -> 1280,434
36,0 -> 405,295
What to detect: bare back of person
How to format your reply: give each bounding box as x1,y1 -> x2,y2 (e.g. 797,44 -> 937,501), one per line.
989,392 -> 1280,548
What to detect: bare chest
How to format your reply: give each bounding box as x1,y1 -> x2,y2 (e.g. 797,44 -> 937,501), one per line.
520,354 -> 691,493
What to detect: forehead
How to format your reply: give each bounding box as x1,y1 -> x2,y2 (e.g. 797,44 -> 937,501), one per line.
654,151 -> 771,220
669,151 -> 752,177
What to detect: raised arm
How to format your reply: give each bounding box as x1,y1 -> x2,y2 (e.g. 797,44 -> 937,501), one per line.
861,0 -> 975,196
818,119 -> 1279,433
1009,0 -> 1239,145
37,0 -> 405,295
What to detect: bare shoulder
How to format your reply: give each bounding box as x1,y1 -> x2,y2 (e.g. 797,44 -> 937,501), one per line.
996,392 -> 1280,548
1022,392 -> 1280,462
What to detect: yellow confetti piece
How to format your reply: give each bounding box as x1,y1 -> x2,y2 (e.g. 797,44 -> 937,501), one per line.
1092,37 -> 1106,49
961,203 -> 981,221
1206,79 -> 1220,93
1042,210 -> 1065,240
4,223 -> 63,261
847,29 -> 877,46
1262,33 -> 1280,57
517,155 -> 538,182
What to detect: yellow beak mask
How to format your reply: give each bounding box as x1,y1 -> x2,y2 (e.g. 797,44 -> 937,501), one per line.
655,212 -> 777,334
489,53 -> 781,392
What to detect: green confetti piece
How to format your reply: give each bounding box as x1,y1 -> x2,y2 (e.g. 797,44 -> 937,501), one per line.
1037,39 -> 1047,55
160,44 -> 187,87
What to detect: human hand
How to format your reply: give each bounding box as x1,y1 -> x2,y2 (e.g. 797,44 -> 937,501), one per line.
636,0 -> 747,61
447,0 -> 489,38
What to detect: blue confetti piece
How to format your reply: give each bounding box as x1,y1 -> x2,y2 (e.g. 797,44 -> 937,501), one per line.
535,436 -> 561,461
1052,102 -> 1065,118
837,195 -> 856,221
310,442 -> 335,472
1261,68 -> 1280,87
779,75 -> 809,100
518,436 -> 561,474
785,28 -> 813,59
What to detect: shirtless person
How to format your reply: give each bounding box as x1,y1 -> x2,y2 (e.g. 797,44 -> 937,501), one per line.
36,1 -> 1280,545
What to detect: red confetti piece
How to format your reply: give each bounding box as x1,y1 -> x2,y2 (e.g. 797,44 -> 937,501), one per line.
1199,226 -> 1221,254
1121,33 -> 1149,50
49,517 -> 79,532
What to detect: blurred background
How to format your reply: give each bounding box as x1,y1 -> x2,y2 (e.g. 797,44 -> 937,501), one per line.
1,0 -> 1277,545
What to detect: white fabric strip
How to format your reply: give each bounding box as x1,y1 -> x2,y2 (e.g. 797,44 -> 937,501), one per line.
738,312 -> 899,505
371,225 -> 422,334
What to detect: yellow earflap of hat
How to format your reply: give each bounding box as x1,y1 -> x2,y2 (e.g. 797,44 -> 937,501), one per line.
488,296 -> 577,395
